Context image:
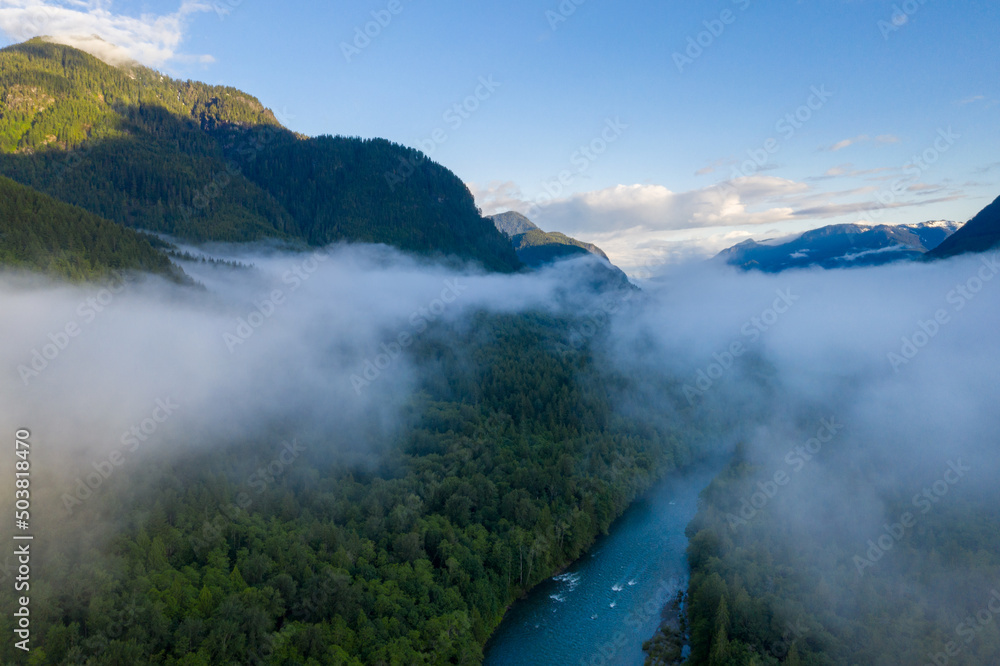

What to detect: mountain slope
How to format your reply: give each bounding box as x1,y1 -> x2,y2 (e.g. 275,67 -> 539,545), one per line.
491,211 -> 540,237
717,221 -> 960,272
0,39 -> 521,271
927,194 -> 1000,259
0,174 -> 180,280
488,211 -> 631,291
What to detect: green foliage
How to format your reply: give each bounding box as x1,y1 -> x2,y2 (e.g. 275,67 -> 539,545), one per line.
503,225 -> 631,288
677,454 -> 1000,665
0,174 -> 179,280
0,40 -> 522,270
1,308 -> 690,664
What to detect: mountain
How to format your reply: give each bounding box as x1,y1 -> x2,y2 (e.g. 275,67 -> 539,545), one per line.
716,221 -> 960,272
0,174 -> 180,281
491,211 -> 540,237
927,194 -> 1000,259
488,211 -> 631,289
0,39 -> 521,272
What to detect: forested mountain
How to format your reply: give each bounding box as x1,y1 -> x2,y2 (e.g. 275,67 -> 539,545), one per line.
490,211 -> 613,264
0,304 -> 695,665
0,174 -> 180,280
928,194 -> 1000,259
716,221 -> 960,273
0,39 -> 520,271
658,447 -> 1000,665
489,211 -> 631,288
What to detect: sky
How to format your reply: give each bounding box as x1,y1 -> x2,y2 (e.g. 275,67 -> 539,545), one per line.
0,0 -> 998,272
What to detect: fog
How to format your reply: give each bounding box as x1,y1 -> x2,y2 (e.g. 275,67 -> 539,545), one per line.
617,249 -> 1000,516
0,243 -> 640,523
607,249 -> 1000,648
2,241 -> 998,649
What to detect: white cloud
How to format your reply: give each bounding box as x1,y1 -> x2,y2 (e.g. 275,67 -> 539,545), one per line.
830,135 -> 865,152
472,174 -> 974,273
471,178 -> 821,273
957,95 -> 985,106
0,0 -> 214,67
473,177 -> 806,238
827,134 -> 900,152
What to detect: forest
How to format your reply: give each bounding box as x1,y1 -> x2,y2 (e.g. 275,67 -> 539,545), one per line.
0,174 -> 179,281
651,444 -> 1000,665
0,304 -> 706,665
0,40 -> 520,272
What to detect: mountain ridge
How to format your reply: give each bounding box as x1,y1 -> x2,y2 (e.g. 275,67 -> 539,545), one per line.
0,39 -> 522,272
927,194 -> 1000,259
488,211 -> 631,288
0,174 -> 181,281
716,220 -> 961,272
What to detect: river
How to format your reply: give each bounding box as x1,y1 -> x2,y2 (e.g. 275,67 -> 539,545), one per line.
483,464 -> 719,666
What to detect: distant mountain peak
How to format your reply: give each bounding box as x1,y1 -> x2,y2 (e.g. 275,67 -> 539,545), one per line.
717,220 -> 961,272
491,211 -> 539,238
488,211 -> 631,288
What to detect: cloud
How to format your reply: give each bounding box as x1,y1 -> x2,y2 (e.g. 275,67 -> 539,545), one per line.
0,243 -> 629,485
830,136 -> 866,152
472,178 -> 806,238
472,174 -> 975,273
695,157 -> 733,176
907,183 -> 943,193
610,254 -> 1000,643
827,134 -> 900,152
957,95 -> 985,106
823,164 -> 854,178
468,180 -> 529,219
0,0 -> 214,67
792,194 -> 964,220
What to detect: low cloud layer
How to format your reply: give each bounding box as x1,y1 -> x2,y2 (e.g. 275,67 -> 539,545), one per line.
0,244 -> 625,511
607,250 -> 1000,623
1,240 -> 998,652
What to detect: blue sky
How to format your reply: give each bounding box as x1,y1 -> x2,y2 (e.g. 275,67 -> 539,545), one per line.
1,0 -> 998,271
